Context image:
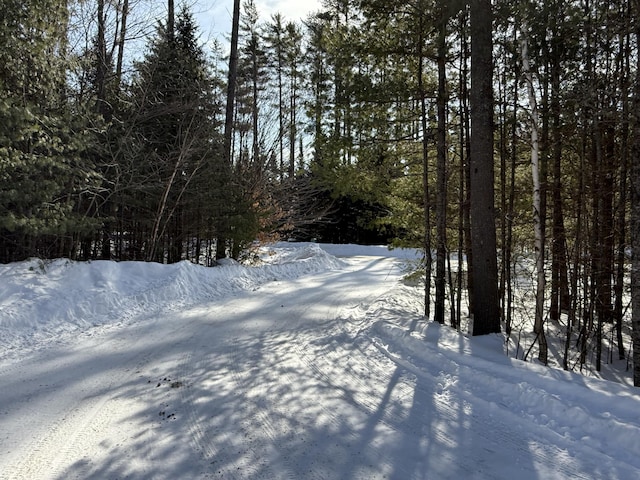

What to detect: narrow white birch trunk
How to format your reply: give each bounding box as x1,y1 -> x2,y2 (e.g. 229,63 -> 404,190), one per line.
522,37 -> 548,364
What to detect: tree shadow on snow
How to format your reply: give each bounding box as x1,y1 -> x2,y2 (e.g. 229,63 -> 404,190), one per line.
40,275 -> 577,480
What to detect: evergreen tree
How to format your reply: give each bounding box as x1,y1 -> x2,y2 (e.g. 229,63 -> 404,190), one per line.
122,6 -> 226,263
0,0 -> 100,262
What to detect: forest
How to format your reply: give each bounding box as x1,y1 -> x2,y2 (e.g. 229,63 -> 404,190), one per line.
1,0 -> 640,384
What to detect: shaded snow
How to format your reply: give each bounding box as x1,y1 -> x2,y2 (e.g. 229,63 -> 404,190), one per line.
0,243 -> 638,479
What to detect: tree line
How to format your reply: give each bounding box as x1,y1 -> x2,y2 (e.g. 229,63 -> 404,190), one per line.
1,0 -> 640,384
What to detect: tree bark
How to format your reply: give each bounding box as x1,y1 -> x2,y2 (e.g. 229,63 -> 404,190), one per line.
455,10 -> 469,331
417,25 -> 432,320
522,37 -> 547,364
549,38 -> 571,323
167,0 -> 175,38
435,4 -> 447,325
469,0 -> 500,335
115,0 -> 129,87
225,0 -> 240,165
460,10 -> 474,317
217,0 -> 241,260
505,25 -> 519,338
614,17 -> 631,361
631,0 -> 640,386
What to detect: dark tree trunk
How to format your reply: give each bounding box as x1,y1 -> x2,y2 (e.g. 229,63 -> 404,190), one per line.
549,47 -> 571,323
614,21 -> 631,361
218,0 -> 241,260
469,0 -> 500,335
505,26 -> 519,338
435,5 -> 447,325
630,1 -> 640,386
167,0 -> 175,38
115,0 -> 129,87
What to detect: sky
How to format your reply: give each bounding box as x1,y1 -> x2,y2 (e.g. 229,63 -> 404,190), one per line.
192,0 -> 322,47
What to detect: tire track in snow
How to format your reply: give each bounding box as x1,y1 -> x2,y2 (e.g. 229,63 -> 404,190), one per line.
166,294 -> 302,480
226,334 -> 326,480
0,316 -> 181,480
175,351 -> 218,465
175,260 -> 403,479
174,344 -> 260,480
305,324 -> 527,479
1,367 -> 136,480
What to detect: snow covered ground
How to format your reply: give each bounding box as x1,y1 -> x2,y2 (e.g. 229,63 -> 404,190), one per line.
0,243 -> 638,479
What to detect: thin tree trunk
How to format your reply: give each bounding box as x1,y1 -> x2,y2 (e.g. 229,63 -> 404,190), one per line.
252,45 -> 260,167
290,71 -> 297,178
456,10 -> 467,331
499,66 -> 507,325
418,29 -> 432,320
461,11 -> 474,318
96,0 -> 107,113
630,0 -> 640,387
522,37 -> 547,364
115,0 -> 129,87
614,19 -> 631,361
224,0 -> 240,166
218,0 -> 241,260
549,45 -> 571,323
278,38 -> 285,178
167,0 -> 175,37
435,6 -> 447,325
96,0 -> 112,260
505,27 -> 519,338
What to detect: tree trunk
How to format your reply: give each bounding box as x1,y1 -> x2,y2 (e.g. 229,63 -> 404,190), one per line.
460,10 -> 474,318
522,37 -> 547,364
455,10 -> 468,331
417,27 -> 432,320
631,1 -> 640,387
549,45 -> 571,323
115,0 -> 129,87
290,68 -> 297,178
167,0 -> 175,38
614,20 -> 631,361
218,0 -> 241,260
96,0 -> 112,260
274,19 -> 284,179
225,0 -> 240,165
469,0 -> 500,335
505,26 -> 519,338
435,6 -> 447,325
252,43 -> 260,167
498,66 -> 507,326
95,0 -> 107,115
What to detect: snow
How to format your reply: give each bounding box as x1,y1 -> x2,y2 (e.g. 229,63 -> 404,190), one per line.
0,243 -> 638,479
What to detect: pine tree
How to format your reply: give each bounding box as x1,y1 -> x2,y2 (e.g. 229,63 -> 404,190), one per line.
0,0 -> 100,262
122,6 -> 225,263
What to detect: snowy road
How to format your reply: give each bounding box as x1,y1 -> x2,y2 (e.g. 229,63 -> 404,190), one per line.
1,250 -> 639,479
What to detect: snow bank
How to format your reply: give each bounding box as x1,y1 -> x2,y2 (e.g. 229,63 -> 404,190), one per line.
0,244 -> 346,361
357,286 -> 640,474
